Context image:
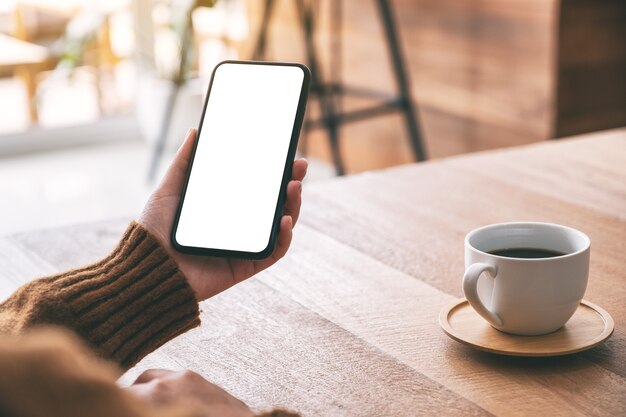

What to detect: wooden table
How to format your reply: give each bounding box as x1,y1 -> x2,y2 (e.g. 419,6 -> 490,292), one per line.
1,128 -> 625,416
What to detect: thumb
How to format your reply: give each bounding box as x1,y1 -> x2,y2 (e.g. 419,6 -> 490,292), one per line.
157,128 -> 197,195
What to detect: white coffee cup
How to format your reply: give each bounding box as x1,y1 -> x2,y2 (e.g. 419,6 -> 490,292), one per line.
462,222 -> 590,336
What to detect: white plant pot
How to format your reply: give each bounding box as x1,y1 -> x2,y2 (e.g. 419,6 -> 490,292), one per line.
136,76 -> 206,150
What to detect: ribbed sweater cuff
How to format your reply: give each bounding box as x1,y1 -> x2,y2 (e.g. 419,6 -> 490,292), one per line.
52,222 -> 200,369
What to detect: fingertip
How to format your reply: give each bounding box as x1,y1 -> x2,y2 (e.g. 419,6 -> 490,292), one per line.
159,129 -> 197,191
292,158 -> 308,181
272,216 -> 292,261
178,128 -> 196,149
288,180 -> 302,194
284,214 -> 293,229
279,215 -> 293,244
284,182 -> 302,226
173,128 -> 197,166
133,369 -> 173,385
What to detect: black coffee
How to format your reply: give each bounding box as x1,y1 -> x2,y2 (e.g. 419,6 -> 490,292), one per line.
488,247 -> 566,259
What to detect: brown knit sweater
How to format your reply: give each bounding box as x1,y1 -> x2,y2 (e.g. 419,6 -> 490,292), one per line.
0,222 -> 299,417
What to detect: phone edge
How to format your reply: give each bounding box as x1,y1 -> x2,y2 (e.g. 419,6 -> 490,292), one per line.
170,60 -> 311,260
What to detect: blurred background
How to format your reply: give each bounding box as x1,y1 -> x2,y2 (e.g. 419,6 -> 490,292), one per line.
0,0 -> 624,235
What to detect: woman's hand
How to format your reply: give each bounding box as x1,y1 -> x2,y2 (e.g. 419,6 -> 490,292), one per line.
139,129 -> 307,301
127,369 -> 253,417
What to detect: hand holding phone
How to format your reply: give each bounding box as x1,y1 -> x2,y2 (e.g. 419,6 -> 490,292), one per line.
140,60 -> 310,300
139,129 -> 308,301
172,61 -> 311,259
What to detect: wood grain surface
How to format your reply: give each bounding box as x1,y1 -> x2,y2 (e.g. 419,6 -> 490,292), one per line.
1,128 -> 625,416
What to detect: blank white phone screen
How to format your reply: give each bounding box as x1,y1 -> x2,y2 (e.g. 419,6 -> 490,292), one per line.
175,63 -> 305,253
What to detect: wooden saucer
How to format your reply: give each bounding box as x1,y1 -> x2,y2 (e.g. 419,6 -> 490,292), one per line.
439,299 -> 614,356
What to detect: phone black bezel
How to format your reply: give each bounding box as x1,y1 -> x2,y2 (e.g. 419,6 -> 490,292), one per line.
170,60 -> 311,259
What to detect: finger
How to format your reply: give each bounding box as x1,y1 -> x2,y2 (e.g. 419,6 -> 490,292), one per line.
132,369 -> 175,385
159,128 -> 197,192
292,158 -> 308,182
284,180 -> 302,226
253,215 -> 293,273
271,215 -> 293,262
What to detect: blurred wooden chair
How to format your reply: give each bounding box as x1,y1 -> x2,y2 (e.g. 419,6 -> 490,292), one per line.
8,0 -> 75,122
4,0 -> 118,123
0,33 -> 50,122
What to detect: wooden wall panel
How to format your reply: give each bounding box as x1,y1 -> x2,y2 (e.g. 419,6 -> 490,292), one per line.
556,0 -> 626,137
243,0 -> 625,172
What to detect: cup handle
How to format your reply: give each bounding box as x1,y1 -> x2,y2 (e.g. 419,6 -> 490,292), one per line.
462,263 -> 503,327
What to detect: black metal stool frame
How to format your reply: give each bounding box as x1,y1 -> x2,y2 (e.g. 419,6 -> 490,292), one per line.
252,0 -> 426,175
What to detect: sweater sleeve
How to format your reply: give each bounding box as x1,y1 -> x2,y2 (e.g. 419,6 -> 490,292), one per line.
0,222 -> 302,417
0,221 -> 200,369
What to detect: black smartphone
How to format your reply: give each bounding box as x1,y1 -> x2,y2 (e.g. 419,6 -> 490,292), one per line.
171,60 -> 311,259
